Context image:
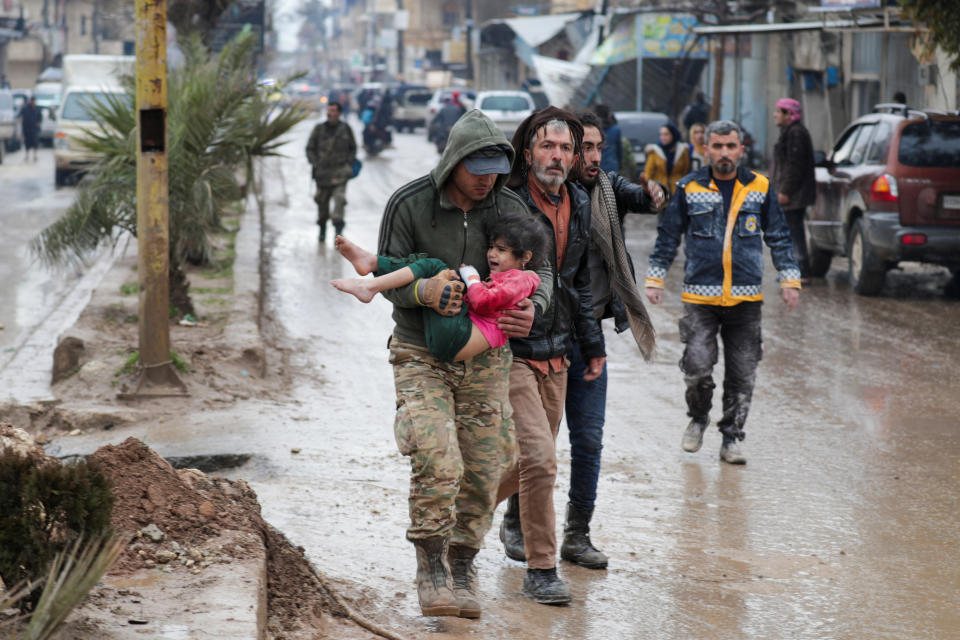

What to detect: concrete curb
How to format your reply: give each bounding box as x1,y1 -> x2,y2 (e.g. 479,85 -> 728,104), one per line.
224,182 -> 267,378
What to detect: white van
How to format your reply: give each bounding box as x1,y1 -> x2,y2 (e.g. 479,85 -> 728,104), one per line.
55,55 -> 133,186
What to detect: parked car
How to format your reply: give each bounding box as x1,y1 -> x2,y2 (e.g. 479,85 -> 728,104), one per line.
33,81 -> 62,146
809,103 -> 960,295
474,90 -> 535,141
615,111 -> 669,179
0,89 -> 21,162
391,85 -> 432,132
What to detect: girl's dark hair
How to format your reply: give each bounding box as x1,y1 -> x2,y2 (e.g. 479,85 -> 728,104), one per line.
488,212 -> 549,270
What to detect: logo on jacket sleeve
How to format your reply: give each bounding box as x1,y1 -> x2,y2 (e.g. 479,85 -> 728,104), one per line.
744,215 -> 758,233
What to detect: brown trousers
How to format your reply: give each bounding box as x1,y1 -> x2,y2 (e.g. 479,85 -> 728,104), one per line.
497,359 -> 567,569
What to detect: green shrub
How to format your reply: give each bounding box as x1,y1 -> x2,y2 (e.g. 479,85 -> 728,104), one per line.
0,452 -> 114,611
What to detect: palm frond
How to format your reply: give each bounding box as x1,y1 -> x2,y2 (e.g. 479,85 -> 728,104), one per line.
23,534 -> 124,640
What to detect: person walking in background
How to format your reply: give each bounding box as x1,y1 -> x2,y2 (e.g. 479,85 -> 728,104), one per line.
682,91 -> 709,134
644,122 -> 690,195
593,104 -> 622,174
18,95 -> 42,162
687,122 -> 706,172
554,110 -> 664,571
306,101 -> 356,242
497,107 -> 606,605
645,120 -> 801,465
772,98 -> 816,282
376,110 -> 545,618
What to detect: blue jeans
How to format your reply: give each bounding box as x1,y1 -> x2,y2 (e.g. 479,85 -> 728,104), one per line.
565,339 -> 607,513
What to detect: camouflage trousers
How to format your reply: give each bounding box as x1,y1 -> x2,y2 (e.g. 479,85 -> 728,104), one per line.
314,182 -> 347,225
389,338 -> 516,548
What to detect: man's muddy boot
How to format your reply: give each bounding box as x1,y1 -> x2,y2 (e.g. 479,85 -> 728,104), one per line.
560,503 -> 608,569
448,545 -> 481,618
682,418 -> 709,452
720,437 -> 746,465
412,536 -> 459,617
499,493 -> 525,561
522,568 -> 571,605
318,220 -> 327,242
333,220 -> 344,236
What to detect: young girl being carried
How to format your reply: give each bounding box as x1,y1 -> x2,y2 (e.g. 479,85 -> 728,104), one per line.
331,212 -> 547,362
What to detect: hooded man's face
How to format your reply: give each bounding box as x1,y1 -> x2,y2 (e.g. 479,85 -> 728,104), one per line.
579,125 -> 603,187
524,124 -> 576,193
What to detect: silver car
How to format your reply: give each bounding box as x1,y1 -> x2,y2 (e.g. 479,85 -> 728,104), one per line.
0,89 -> 21,163
473,90 -> 535,141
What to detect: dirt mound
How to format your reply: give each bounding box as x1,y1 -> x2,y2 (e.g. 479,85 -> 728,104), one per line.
90,437 -> 336,637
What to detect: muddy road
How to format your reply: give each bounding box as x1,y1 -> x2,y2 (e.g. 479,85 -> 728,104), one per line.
220,117 -> 958,639
35,117 -> 960,639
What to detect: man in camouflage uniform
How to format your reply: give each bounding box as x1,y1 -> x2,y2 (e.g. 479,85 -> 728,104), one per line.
378,110 -> 551,618
306,101 -> 356,242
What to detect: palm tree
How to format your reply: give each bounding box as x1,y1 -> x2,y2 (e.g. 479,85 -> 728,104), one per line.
31,32 -> 309,314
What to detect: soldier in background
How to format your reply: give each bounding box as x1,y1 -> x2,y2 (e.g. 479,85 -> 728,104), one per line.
306,101 -> 356,242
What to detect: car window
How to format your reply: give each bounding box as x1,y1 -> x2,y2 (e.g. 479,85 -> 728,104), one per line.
864,120 -> 892,164
480,96 -> 530,111
831,125 -> 863,165
407,92 -> 431,105
619,117 -> 668,147
898,120 -> 960,167
61,92 -> 114,121
849,123 -> 875,165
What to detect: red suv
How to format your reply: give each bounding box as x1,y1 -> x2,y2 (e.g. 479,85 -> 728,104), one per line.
808,104 -> 960,295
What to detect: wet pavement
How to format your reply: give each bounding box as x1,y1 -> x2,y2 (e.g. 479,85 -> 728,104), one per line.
0,148 -> 116,401
233,117 -> 960,639
20,117 -> 960,638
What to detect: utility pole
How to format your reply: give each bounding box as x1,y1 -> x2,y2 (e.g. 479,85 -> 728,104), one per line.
123,0 -> 186,399
465,0 -> 473,83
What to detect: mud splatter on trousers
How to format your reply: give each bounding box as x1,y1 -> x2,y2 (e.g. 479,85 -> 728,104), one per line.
678,301 -> 763,441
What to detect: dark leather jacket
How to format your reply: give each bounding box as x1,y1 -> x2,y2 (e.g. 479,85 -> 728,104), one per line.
509,179 -> 605,362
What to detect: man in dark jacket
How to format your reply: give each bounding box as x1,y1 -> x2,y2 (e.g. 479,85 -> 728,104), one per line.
495,106 -> 606,605
305,101 -> 356,242
18,96 -> 42,162
772,98 -> 816,281
377,109 -> 550,618
551,110 -> 665,572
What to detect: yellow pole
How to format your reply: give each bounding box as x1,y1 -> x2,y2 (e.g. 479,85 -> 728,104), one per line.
128,0 -> 185,397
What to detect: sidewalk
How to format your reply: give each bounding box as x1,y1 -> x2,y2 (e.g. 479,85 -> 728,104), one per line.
39,192 -> 272,639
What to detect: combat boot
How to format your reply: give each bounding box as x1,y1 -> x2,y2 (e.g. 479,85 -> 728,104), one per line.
448,545 -> 481,618
412,536 -> 459,617
499,493 -> 525,561
522,568 -> 571,605
318,220 -> 327,242
333,220 -> 345,236
560,503 -> 608,569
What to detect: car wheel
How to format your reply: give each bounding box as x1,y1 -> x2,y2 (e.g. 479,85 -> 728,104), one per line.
805,212 -> 832,277
847,218 -> 885,295
55,168 -> 68,187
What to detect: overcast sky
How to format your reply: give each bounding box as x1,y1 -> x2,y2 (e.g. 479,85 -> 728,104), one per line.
273,0 -> 307,52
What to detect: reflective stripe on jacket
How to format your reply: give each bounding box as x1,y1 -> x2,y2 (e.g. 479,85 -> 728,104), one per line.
645,165 -> 801,306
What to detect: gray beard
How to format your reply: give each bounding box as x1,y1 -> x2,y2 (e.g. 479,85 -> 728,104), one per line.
533,163 -> 566,189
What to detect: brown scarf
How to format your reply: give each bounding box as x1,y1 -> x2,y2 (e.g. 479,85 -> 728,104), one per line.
590,172 -> 656,360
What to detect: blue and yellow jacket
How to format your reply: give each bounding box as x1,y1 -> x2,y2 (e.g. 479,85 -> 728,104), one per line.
645,165 -> 801,306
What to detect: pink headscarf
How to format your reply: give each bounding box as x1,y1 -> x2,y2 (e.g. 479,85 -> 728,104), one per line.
776,98 -> 802,123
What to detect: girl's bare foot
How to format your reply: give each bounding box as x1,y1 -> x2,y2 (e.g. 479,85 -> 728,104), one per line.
331,278 -> 377,303
335,235 -> 378,276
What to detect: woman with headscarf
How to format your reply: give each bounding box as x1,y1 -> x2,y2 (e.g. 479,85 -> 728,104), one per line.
643,122 -> 690,194
687,122 -> 706,172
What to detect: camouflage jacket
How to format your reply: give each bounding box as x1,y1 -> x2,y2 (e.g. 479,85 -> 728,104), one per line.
306,120 -> 357,186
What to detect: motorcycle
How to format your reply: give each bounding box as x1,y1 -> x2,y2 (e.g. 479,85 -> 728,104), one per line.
362,122 -> 391,156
